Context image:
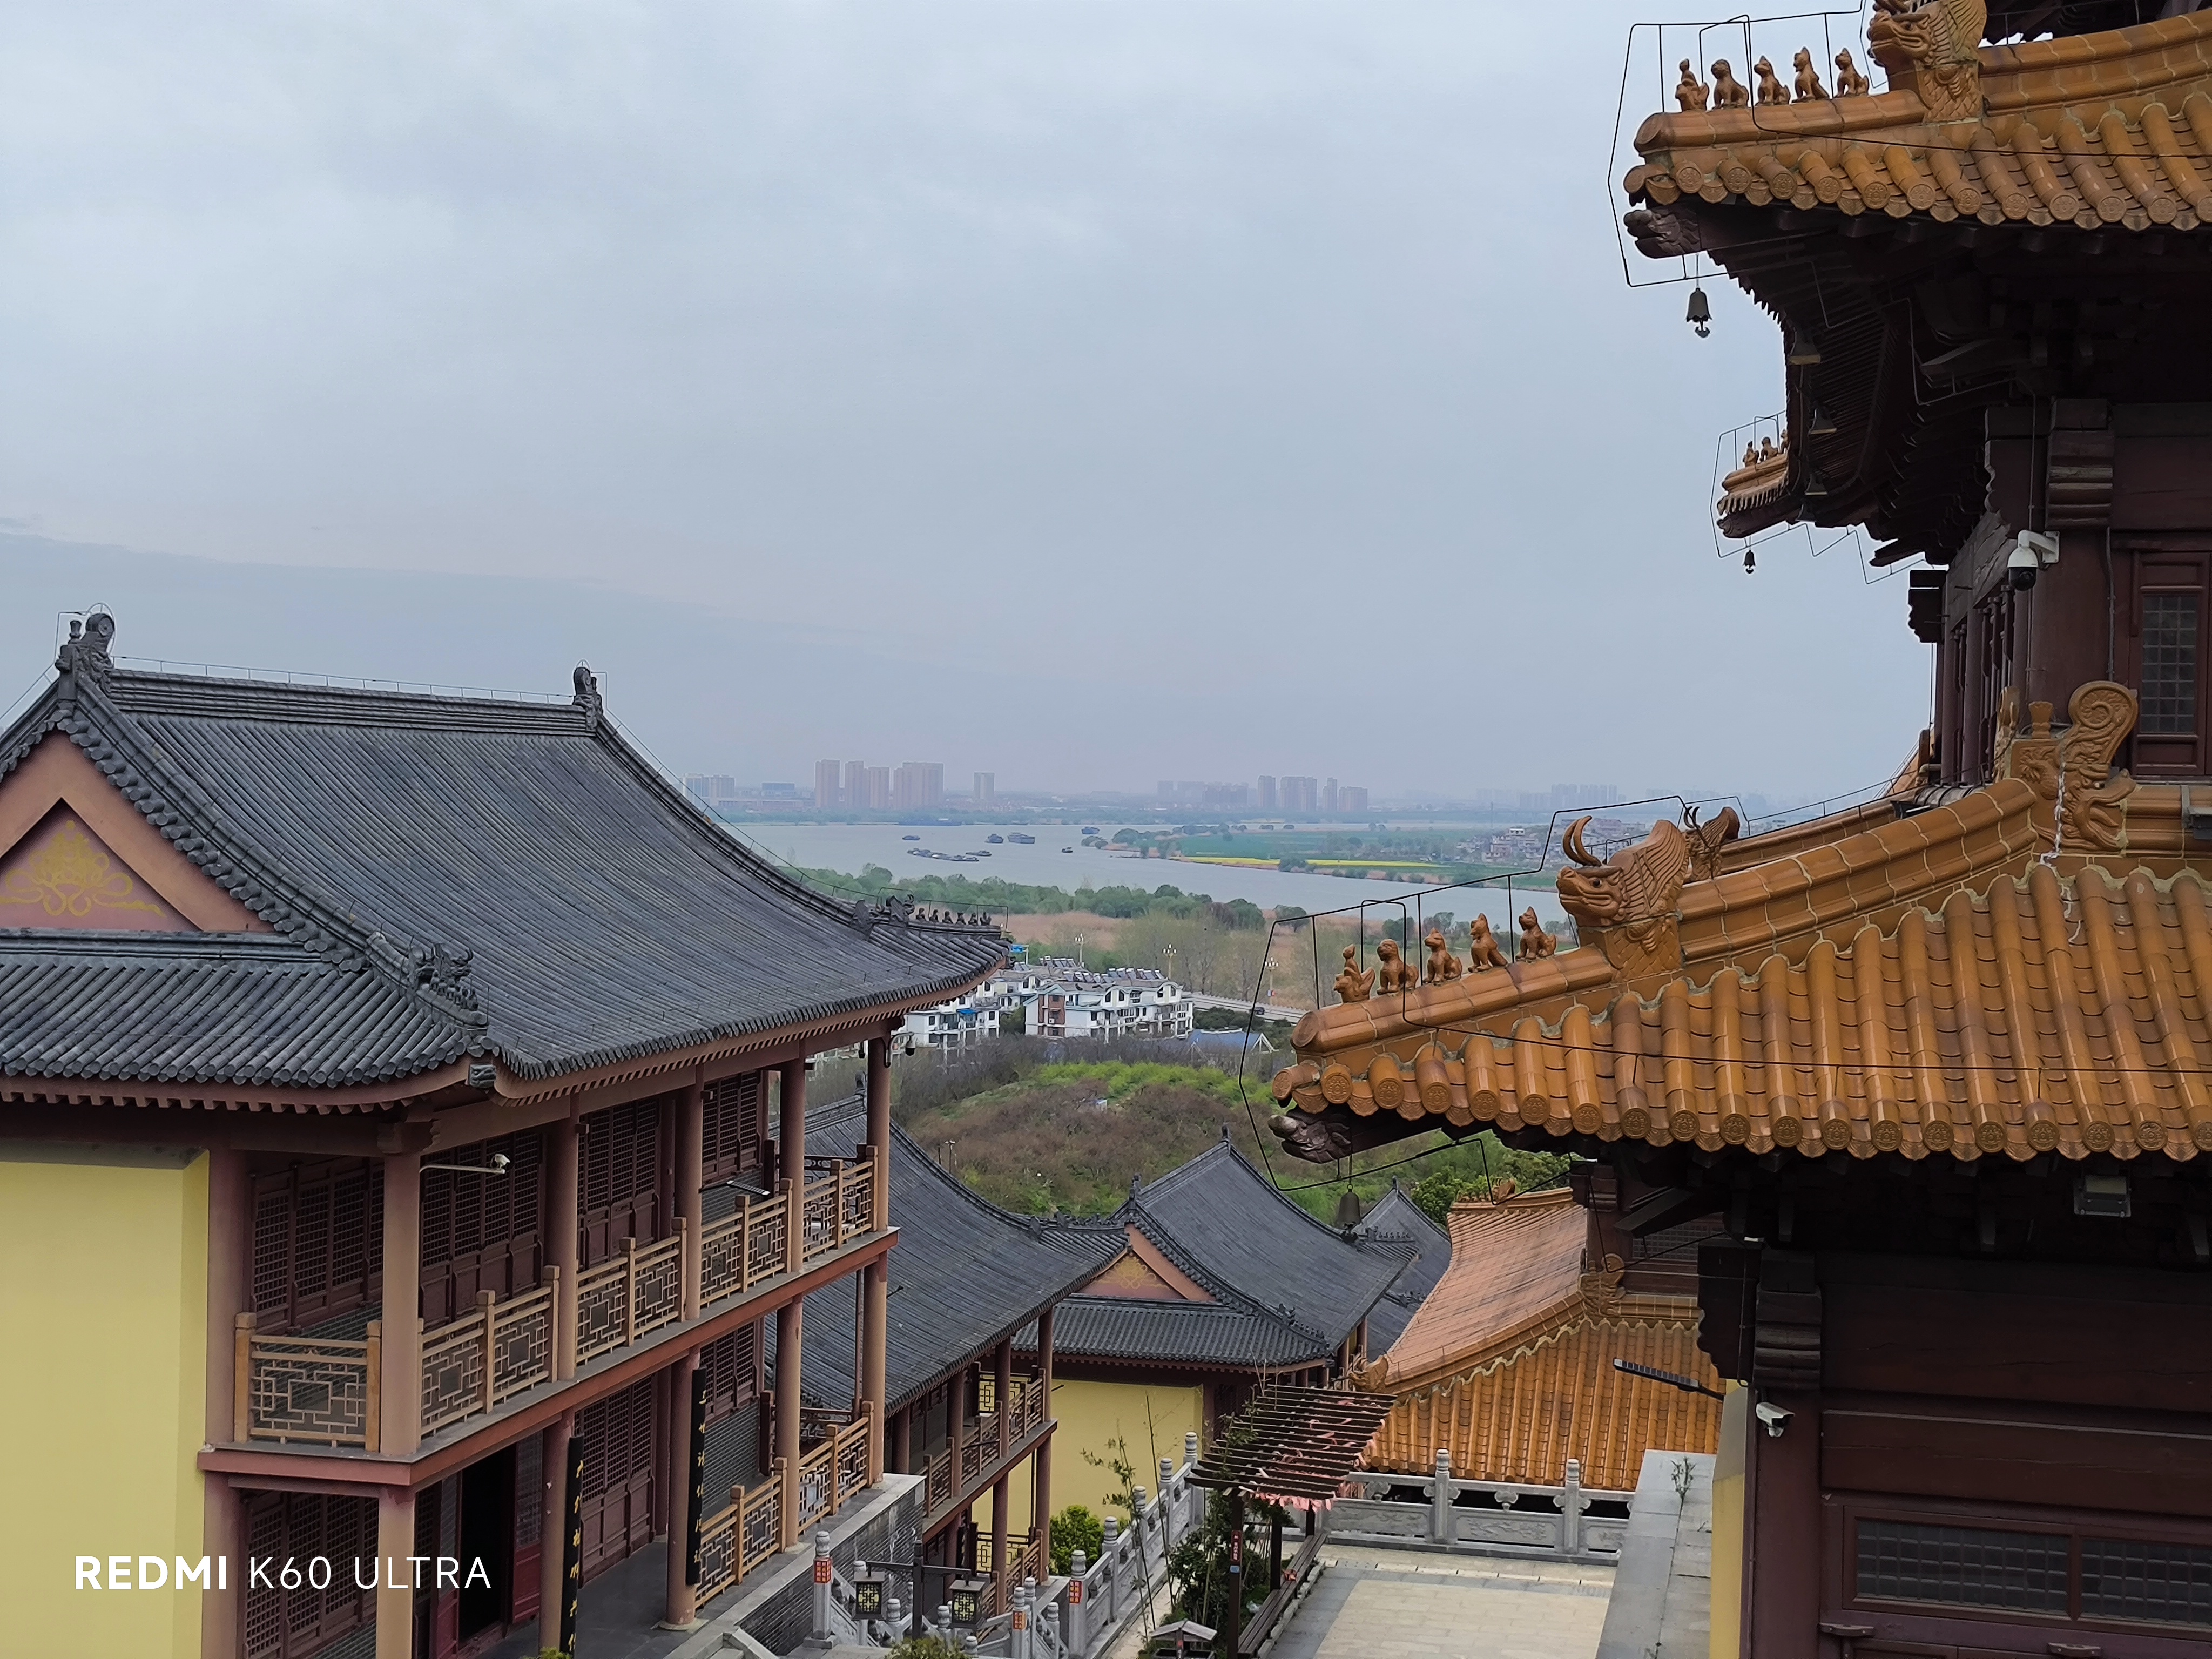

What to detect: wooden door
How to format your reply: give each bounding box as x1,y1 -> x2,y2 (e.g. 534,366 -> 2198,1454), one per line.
511,1429 -> 542,1624
239,1492 -> 374,1659
579,1098 -> 663,1266
420,1131 -> 545,1329
578,1377 -> 658,1578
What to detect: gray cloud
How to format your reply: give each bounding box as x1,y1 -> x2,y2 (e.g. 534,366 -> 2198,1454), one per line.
0,2 -> 1927,799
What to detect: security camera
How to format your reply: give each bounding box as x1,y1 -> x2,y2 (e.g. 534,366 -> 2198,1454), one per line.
488,1152 -> 510,1174
2008,530 -> 2059,592
1755,1401 -> 1792,1439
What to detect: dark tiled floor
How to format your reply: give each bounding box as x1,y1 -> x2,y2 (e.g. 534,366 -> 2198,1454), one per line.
483,1539 -> 699,1659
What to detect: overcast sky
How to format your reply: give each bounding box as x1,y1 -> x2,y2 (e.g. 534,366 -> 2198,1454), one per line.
0,2 -> 1928,802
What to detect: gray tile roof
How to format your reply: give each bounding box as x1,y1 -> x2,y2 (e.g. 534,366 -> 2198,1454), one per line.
0,633 -> 1003,1088
1351,1185 -> 1453,1352
784,1095 -> 1121,1412
1025,1139 -> 1418,1371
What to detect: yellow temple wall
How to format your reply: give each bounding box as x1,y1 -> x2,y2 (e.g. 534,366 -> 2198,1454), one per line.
0,1147 -> 209,1659
1042,1379 -> 1202,1522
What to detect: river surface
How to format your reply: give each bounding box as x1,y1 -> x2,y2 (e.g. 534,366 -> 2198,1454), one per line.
719,820 -> 1565,922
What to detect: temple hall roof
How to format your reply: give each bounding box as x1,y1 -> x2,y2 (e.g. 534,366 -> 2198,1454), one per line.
1350,1185 -> 1454,1352
1274,690 -> 2212,1170
1629,14 -> 2212,238
0,619 -> 1003,1092
786,1095 -> 1118,1412
1028,1138 -> 1417,1371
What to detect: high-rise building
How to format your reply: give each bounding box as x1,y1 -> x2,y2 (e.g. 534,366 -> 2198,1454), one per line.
1550,783 -> 1621,812
813,759 -> 840,810
844,759 -> 867,808
1341,786 -> 1368,815
1280,776 -> 1319,814
1257,775 -> 1278,812
973,772 -> 995,809
1324,778 -> 1340,814
864,766 -> 891,808
892,761 -> 944,812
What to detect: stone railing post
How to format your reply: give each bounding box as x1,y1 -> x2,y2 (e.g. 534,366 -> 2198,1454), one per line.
1562,1458 -> 1586,1555
1431,1447 -> 1453,1543
1184,1429 -> 1199,1469
1067,1550 -> 1087,1654
1158,1459 -> 1174,1540
1100,1520 -> 1120,1622
809,1532 -> 833,1643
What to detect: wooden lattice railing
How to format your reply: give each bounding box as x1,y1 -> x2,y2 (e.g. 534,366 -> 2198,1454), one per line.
699,1189 -> 788,1308
420,1276 -> 556,1435
740,1468 -> 784,1576
923,1378 -> 1048,1522
235,1315 -> 380,1450
793,1415 -> 873,1537
973,1530 -> 1044,1616
800,1156 -> 874,1263
575,1223 -> 686,1364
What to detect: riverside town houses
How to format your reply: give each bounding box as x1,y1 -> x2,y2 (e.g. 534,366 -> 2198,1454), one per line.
0,613 -> 1004,1659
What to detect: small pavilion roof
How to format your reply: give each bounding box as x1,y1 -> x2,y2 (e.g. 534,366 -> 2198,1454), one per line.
1372,1191 -> 1589,1388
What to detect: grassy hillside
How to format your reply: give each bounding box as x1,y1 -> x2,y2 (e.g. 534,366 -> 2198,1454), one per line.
892,1042 -> 1571,1222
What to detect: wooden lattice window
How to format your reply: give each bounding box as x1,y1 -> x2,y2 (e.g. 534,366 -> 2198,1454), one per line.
251,1160 -> 382,1336
240,1491 -> 375,1659
700,1326 -> 759,1425
2130,550 -> 2211,777
702,1073 -> 764,1185
579,1098 -> 663,1266
420,1130 -> 546,1328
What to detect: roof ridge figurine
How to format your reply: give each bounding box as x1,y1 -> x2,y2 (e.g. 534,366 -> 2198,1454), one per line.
1676,59 -> 1710,112
1465,913 -> 1507,970
1333,945 -> 1375,1004
1710,59 -> 1749,109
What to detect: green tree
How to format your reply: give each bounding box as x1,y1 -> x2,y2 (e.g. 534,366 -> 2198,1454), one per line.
1408,1168 -> 1472,1225
886,1638 -> 963,1659
1050,1503 -> 1105,1575
1080,1434 -> 1141,1522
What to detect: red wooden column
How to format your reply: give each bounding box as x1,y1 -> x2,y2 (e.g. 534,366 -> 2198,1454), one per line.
866,1035 -> 892,1231
375,1487 -> 416,1659
677,1081 -> 705,1320
1030,1307 -> 1055,1547
663,1349 -> 702,1630
549,1113 -> 580,1379
775,1060 -> 807,1547
861,1259 -> 888,1483
991,1338 -> 1013,1582
538,1408 -> 576,1648
381,1149 -> 422,1458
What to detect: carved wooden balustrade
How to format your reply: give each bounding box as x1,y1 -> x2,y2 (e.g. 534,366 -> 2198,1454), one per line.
575,1222 -> 686,1364
699,1188 -> 790,1308
922,1377 -> 1048,1522
234,1314 -> 381,1451
793,1412 -> 873,1537
800,1155 -> 875,1263
421,1274 -> 557,1435
698,1460 -> 790,1606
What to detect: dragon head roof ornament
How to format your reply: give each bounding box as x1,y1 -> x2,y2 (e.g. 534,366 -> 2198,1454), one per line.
1869,0 -> 1989,122
1555,807 -> 1739,977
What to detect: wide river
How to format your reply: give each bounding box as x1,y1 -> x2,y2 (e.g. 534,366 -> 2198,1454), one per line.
719,820 -> 1567,924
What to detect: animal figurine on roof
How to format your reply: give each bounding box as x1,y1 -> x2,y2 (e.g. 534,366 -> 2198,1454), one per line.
1518,908 -> 1556,960
1753,56 -> 1790,106
1465,914 -> 1507,970
1683,803 -> 1744,881
1555,815 -> 1694,945
1374,938 -> 1418,993
1792,48 -> 1830,101
1710,59 -> 1750,107
1675,59 -> 1710,111
1834,47 -> 1870,97
1422,928 -> 1462,984
1334,946 -> 1375,1004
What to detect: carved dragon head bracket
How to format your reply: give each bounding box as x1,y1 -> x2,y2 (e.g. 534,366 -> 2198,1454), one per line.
1992,680 -> 2139,852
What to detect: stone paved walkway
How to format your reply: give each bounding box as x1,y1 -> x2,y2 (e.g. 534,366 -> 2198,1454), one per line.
1265,1545 -> 1615,1659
